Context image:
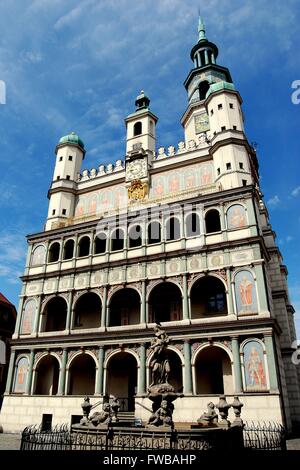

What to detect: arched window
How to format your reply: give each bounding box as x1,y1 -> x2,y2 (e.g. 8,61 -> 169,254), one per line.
195,346 -> 233,394
199,80 -> 210,100
149,282 -> 182,323
165,217 -> 180,241
111,228 -> 124,251
148,221 -> 161,244
68,354 -> 96,395
185,212 -> 200,237
190,276 -> 227,318
78,236 -> 90,257
43,296 -> 67,332
48,242 -> 60,263
63,239 -> 74,260
31,245 -> 46,266
205,209 -> 221,233
128,225 -> 142,248
133,121 -> 142,136
34,355 -> 59,396
94,233 -> 107,254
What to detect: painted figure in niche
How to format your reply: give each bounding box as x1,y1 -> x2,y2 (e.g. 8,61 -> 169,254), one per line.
240,276 -> 253,308
184,170 -> 196,189
21,300 -> 36,334
75,200 -> 85,217
235,270 -> 257,314
100,190 -> 113,211
31,245 -> 46,266
153,177 -> 164,197
200,164 -> 212,185
244,342 -> 267,390
228,205 -> 246,229
115,187 -> 126,208
88,195 -> 98,214
169,173 -> 180,193
14,357 -> 29,393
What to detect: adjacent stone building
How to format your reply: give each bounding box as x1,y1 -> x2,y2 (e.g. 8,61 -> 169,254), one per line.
1,18 -> 300,432
0,293 -> 16,410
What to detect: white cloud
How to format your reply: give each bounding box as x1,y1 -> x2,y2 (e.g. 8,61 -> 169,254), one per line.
267,195 -> 280,208
291,186 -> 300,197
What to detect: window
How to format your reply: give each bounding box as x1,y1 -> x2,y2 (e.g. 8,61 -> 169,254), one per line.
57,176 -> 60,180
242,179 -> 247,186
217,168 -> 220,175
239,162 -> 244,170
48,242 -> 60,263
68,155 -> 73,161
129,225 -> 142,248
59,156 -> 63,162
226,163 -> 231,171
52,209 -> 56,215
205,209 -> 221,233
165,217 -> 180,241
148,221 -> 161,244
94,233 -> 106,254
111,229 -> 124,251
210,109 -> 214,116
233,125 -> 237,130
63,239 -> 74,260
78,236 -> 91,257
218,104 -> 223,110
221,126 -> 226,131
133,121 -> 142,136
66,175 -> 70,180
199,80 -> 210,100
229,103 -> 234,109
185,212 -> 200,237
62,209 -> 66,215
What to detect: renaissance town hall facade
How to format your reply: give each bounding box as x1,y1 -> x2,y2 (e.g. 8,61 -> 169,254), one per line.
1,19 -> 300,432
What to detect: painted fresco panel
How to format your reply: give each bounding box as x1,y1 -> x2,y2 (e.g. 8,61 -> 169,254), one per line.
31,245 -> 46,266
20,299 -> 36,335
13,357 -> 29,393
227,204 -> 247,229
235,270 -> 257,315
243,340 -> 267,391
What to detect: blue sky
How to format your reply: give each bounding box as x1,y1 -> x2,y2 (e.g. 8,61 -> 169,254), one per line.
0,0 -> 299,337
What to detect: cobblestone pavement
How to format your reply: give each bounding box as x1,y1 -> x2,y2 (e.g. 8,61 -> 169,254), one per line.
0,432 -> 300,450
0,433 -> 21,450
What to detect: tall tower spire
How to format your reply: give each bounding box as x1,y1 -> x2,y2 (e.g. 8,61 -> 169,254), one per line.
198,15 -> 206,41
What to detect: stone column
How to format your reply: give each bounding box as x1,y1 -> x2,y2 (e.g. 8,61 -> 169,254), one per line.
231,336 -> 243,393
14,296 -> 25,338
204,49 -> 209,65
220,204 -> 228,241
101,286 -> 108,327
58,349 -> 68,395
95,347 -> 105,395
264,334 -> 279,391
184,341 -> 193,394
32,296 -> 42,336
5,350 -> 16,393
140,281 -> 146,324
138,343 -> 147,395
66,292 -> 73,332
26,350 -> 35,395
226,268 -> 235,315
182,274 -> 189,320
254,264 -> 269,313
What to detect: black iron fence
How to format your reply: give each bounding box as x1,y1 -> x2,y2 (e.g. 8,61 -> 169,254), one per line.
243,421 -> 286,450
20,421 -> 286,451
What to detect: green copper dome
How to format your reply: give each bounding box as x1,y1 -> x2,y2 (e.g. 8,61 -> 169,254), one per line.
58,131 -> 84,149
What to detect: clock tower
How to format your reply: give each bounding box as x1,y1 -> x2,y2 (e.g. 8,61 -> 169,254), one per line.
125,91 -> 158,197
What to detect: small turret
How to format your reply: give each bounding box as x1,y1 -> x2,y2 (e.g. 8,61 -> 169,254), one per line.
45,132 -> 85,231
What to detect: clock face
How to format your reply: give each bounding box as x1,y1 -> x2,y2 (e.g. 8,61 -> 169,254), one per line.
126,159 -> 147,181
194,113 -> 210,134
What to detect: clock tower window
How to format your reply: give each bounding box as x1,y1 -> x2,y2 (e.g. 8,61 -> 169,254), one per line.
133,121 -> 142,136
199,80 -> 210,101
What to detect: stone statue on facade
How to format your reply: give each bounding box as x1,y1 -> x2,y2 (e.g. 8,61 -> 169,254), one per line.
148,399 -> 173,427
197,402 -> 218,426
147,324 -> 182,428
